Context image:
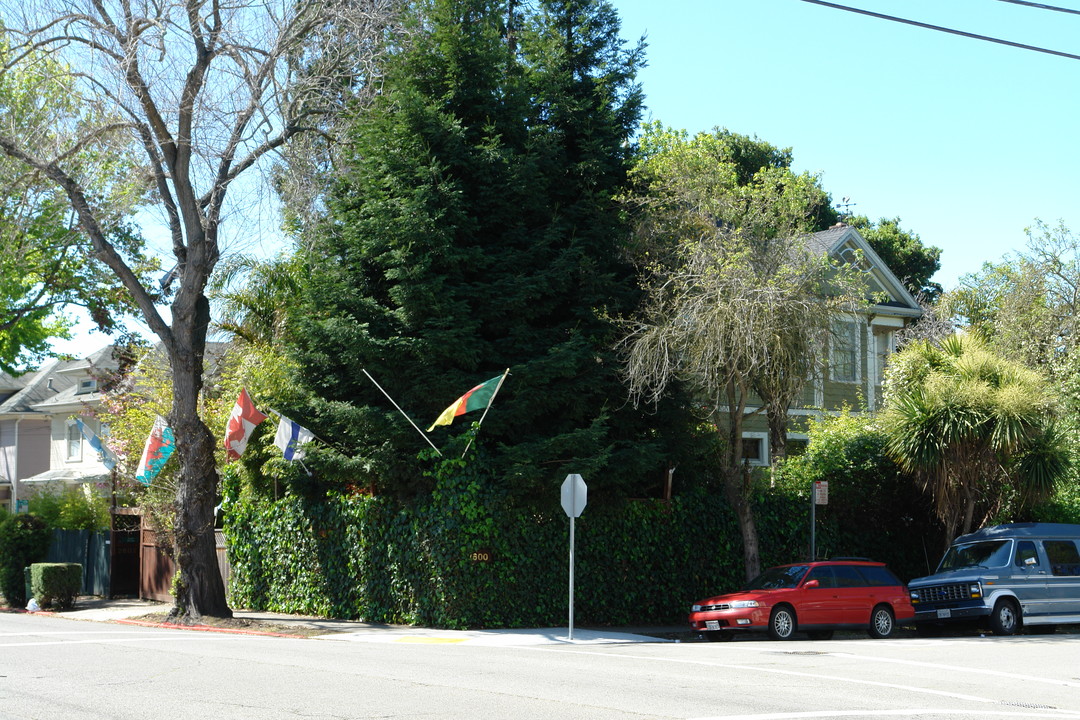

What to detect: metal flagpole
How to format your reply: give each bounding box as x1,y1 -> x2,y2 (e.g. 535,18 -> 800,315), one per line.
361,369 -> 442,455
461,368 -> 510,458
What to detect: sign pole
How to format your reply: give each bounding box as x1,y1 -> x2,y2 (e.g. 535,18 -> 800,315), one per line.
810,481 -> 816,562
568,513 -> 576,640
560,473 -> 587,642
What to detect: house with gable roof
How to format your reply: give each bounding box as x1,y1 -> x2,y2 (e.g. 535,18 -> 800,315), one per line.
738,224 -> 923,466
0,346 -> 119,513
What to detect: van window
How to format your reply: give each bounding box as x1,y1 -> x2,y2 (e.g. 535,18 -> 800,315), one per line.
1014,541 -> 1040,568
1044,540 -> 1080,577
938,540 -> 1012,571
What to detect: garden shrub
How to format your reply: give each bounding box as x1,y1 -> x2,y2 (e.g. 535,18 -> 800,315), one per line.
30,563 -> 82,610
0,514 -> 51,607
27,484 -> 110,531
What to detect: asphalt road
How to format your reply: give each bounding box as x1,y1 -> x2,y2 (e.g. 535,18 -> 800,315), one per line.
2,612 -> 1079,720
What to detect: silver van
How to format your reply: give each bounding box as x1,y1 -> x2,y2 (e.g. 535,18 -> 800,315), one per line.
907,522 -> 1080,635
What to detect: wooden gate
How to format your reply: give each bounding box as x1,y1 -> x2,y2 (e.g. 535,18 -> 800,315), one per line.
140,523 -> 176,603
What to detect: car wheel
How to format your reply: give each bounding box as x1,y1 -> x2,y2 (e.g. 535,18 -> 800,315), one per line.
702,630 -> 734,642
807,630 -> 834,640
768,606 -> 796,640
989,598 -> 1020,636
868,605 -> 896,639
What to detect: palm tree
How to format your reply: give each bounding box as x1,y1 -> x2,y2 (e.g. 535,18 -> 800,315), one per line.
209,254 -> 303,347
880,333 -> 1070,544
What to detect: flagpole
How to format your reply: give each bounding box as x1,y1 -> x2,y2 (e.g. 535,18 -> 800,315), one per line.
361,369 -> 442,456
461,368 -> 510,458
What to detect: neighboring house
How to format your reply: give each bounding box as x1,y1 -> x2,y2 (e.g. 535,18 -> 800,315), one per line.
0,346 -> 119,513
740,224 -> 923,466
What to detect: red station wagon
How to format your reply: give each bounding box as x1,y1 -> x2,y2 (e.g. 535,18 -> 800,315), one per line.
688,559 -> 915,641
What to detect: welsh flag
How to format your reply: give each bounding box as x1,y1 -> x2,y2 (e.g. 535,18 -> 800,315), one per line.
224,388 -> 268,461
136,415 -> 175,484
427,373 -> 506,432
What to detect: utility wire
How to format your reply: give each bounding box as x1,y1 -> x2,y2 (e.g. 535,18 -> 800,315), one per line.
995,0 -> 1080,16
799,0 -> 1080,61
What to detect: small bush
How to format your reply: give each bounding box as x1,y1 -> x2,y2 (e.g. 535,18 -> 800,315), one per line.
0,515 -> 51,607
30,563 -> 82,610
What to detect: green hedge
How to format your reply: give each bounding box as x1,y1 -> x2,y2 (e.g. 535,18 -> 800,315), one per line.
225,461 -> 935,628
30,563 -> 82,610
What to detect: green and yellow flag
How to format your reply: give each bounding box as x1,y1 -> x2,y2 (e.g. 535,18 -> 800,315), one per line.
427,373 -> 507,431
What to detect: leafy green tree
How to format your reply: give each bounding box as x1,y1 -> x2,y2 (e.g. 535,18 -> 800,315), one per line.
619,124 -> 869,579
880,333 -> 1070,545
290,0 -> 678,498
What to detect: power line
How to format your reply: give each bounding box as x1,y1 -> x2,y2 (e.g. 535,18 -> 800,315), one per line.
995,0 -> 1080,17
799,0 -> 1080,61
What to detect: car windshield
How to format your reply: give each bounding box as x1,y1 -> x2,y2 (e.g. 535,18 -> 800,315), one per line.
937,540 -> 1012,571
742,565 -> 809,591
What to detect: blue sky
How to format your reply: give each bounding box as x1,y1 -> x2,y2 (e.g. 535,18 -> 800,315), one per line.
613,0 -> 1080,289
51,0 -> 1080,356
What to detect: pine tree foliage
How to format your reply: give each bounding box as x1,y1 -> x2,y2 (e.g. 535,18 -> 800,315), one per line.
291,0 -> 679,498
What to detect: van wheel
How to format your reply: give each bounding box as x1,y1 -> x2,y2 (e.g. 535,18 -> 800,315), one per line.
768,606 -> 797,640
868,605 -> 896,639
989,598 -> 1020,636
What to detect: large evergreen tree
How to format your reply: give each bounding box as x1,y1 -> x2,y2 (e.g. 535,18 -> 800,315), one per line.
291,0 -> 679,498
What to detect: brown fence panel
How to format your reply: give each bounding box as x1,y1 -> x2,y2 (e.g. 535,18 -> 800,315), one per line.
140,524 -> 175,603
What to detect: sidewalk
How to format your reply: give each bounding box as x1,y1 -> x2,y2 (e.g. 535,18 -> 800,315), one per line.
35,596 -> 690,646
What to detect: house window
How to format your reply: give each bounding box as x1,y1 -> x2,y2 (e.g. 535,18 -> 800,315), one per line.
786,435 -> 809,457
831,319 -> 859,383
66,421 -> 83,461
874,328 -> 895,382
77,378 -> 97,395
741,432 -> 769,467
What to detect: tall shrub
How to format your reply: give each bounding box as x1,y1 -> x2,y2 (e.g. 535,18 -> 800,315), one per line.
0,514 -> 51,606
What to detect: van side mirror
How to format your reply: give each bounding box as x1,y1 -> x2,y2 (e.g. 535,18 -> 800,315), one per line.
1025,556 -> 1037,566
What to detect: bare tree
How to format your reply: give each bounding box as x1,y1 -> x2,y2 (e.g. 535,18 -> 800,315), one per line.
0,0 -> 400,620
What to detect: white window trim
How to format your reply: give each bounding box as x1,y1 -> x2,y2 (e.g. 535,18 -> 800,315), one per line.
741,432 -> 769,467
65,420 -> 83,462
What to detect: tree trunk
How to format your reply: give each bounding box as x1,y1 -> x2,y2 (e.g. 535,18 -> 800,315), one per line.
166,293 -> 231,621
723,466 -> 761,581
767,407 -> 787,466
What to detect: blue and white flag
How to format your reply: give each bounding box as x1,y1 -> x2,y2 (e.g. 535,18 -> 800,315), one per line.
74,417 -> 117,471
273,414 -> 315,461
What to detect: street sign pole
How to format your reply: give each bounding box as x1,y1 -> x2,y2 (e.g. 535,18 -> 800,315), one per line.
568,513 -> 576,640
561,474 -> 587,641
810,480 -> 828,561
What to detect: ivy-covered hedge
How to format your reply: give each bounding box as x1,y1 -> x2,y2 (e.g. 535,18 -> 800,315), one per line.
225,449 -> 937,628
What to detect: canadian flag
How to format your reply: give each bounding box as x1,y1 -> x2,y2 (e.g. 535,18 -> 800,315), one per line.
224,388 -> 268,461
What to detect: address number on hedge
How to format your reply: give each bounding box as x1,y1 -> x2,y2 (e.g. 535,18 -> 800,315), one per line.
470,550 -> 494,563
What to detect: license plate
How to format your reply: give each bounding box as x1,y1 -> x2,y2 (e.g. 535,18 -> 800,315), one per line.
936,609 -> 951,619
706,620 -> 720,630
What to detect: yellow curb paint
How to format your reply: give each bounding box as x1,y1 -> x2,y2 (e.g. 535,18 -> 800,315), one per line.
394,636 -> 467,644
